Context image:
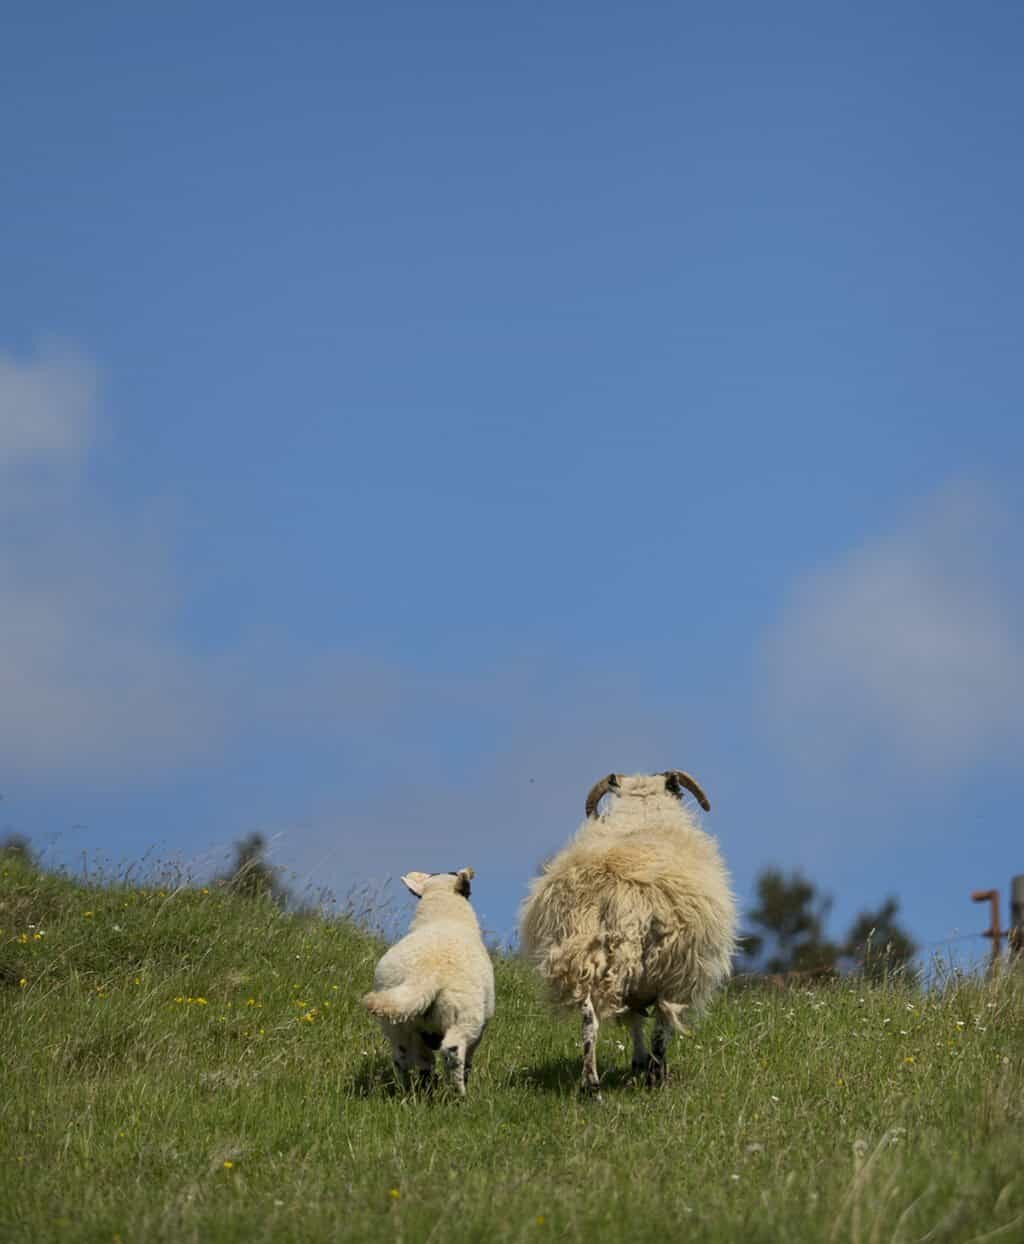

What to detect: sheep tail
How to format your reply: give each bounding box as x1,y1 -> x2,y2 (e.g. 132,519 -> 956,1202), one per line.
656,998 -> 691,1035
362,979 -> 438,1024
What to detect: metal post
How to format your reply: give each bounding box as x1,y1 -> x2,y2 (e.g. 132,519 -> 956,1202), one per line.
971,889 -> 1002,974
1010,875 -> 1024,960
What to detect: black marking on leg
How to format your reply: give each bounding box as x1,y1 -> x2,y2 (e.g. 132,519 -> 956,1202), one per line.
647,1024 -> 669,1087
420,1030 -> 442,1051
631,1054 -> 652,1078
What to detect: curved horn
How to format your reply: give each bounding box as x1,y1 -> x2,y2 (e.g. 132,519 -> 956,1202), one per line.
585,773 -> 620,818
663,770 -> 711,812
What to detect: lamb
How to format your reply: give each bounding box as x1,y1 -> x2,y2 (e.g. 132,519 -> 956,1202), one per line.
519,770 -> 736,1095
363,867 -> 495,1096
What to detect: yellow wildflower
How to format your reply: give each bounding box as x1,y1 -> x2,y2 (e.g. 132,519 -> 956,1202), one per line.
84,911 -> 94,918
222,1160 -> 234,1170
19,978 -> 26,988
389,1188 -> 400,1200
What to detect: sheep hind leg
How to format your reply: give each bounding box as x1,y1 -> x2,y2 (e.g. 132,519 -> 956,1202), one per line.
647,1011 -> 673,1088
626,1011 -> 651,1079
580,996 -> 601,1099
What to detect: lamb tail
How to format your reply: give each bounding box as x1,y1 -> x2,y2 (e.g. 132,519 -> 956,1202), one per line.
362,979 -> 438,1023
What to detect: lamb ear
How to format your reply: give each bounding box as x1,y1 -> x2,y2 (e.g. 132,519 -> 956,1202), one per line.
454,867 -> 474,898
401,871 -> 430,898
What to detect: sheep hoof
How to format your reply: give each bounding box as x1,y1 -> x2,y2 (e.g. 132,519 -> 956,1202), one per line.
631,1056 -> 652,1079
645,1059 -> 667,1088
580,1081 -> 603,1102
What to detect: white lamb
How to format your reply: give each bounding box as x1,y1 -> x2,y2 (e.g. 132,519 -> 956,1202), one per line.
363,867 -> 494,1096
519,770 -> 737,1095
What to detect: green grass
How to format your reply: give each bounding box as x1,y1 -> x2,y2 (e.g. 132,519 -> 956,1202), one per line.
2,858 -> 1022,1243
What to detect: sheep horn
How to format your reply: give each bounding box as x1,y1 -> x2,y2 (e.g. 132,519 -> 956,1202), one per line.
663,770 -> 711,812
585,773 -> 620,818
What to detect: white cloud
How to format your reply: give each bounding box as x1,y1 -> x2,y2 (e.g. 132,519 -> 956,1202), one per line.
0,344 -> 690,802
0,343 -> 228,780
761,482 -> 1024,781
0,345 -> 97,465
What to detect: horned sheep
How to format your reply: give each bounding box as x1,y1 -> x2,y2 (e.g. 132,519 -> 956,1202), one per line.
363,867 -> 494,1096
519,771 -> 737,1095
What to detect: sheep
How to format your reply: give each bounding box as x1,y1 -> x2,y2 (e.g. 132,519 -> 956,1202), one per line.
363,867 -> 494,1096
519,770 -> 736,1095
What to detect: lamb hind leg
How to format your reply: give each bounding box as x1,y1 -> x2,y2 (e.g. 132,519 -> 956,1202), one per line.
391,1029 -> 435,1093
464,1035 -> 481,1086
441,1025 -> 479,1098
581,996 -> 601,1098
389,1034 -> 413,1092
410,1030 -> 437,1092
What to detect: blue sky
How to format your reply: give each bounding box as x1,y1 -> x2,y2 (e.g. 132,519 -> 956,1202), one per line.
2,2 -> 1022,960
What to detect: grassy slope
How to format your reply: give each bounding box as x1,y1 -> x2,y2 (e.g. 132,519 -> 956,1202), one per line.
1,860 -> 1022,1244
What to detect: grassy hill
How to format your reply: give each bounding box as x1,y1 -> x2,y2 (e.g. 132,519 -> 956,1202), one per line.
2,857 -> 1022,1243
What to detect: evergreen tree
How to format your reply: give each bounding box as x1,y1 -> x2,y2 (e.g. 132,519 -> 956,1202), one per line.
221,833 -> 287,905
0,834 -> 36,867
844,897 -> 917,982
739,868 -> 917,980
739,869 -> 840,975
